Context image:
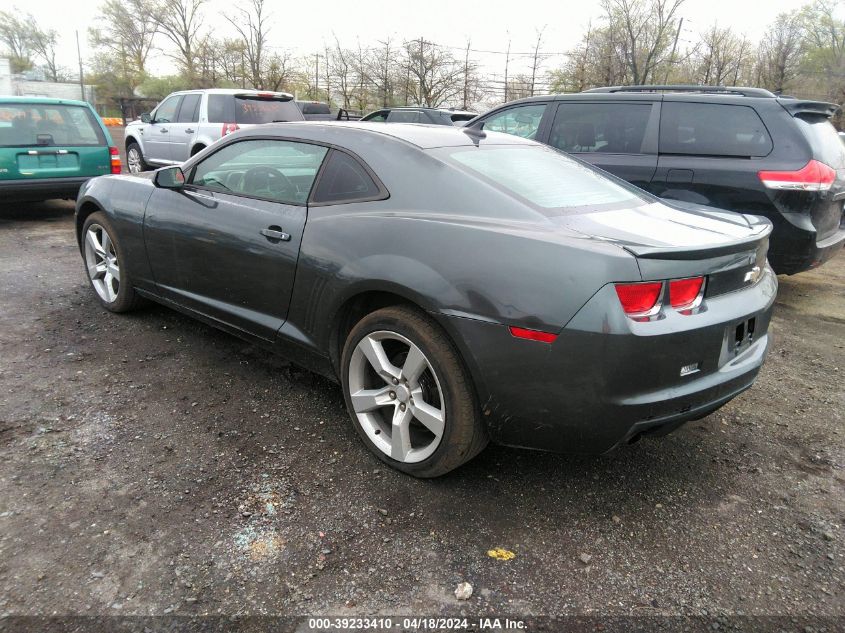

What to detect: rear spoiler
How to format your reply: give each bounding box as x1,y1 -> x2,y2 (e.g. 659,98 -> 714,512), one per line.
235,92 -> 294,102
777,98 -> 839,118
623,217 -> 772,260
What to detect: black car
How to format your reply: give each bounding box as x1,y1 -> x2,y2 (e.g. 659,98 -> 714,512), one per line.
75,123 -> 775,477
468,85 -> 845,275
296,101 -> 334,121
361,107 -> 477,126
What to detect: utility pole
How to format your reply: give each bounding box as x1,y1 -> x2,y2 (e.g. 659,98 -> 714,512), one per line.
314,53 -> 319,100
530,27 -> 546,97
462,39 -> 471,110
503,39 -> 511,104
418,36 -> 424,106
664,17 -> 683,84
75,31 -> 85,102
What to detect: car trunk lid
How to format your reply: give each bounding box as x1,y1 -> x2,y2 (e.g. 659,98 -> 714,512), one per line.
557,200 -> 773,290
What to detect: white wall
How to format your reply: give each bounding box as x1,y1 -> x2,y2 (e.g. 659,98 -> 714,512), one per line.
0,58 -> 13,97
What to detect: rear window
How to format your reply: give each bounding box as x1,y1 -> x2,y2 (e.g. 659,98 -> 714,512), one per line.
299,102 -> 331,115
795,114 -> 845,169
206,95 -> 302,124
443,145 -> 647,213
660,102 -> 773,157
0,103 -> 105,148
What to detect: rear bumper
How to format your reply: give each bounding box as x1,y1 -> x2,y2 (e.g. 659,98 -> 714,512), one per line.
438,267 -> 777,454
0,176 -> 91,202
769,214 -> 845,275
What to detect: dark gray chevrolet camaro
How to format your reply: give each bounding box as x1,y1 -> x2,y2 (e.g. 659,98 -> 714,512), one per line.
75,122 -> 777,477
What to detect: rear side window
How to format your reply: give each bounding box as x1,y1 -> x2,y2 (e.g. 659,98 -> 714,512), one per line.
177,93 -> 201,123
311,150 -> 383,204
364,110 -> 388,122
660,102 -> 773,157
549,103 -> 652,154
207,95 -> 234,123
0,103 -> 105,147
795,114 -> 845,169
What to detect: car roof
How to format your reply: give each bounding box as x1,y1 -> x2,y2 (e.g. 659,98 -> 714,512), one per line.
0,96 -> 92,107
235,121 -> 536,150
169,88 -> 295,98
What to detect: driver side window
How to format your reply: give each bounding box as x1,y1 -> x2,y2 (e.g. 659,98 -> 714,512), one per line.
480,104 -> 547,139
191,139 -> 329,205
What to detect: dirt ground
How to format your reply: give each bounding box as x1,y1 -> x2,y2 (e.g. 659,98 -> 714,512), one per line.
0,198 -> 842,626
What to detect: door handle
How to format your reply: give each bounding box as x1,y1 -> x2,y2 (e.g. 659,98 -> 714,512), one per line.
160,128 -> 168,133
185,128 -> 195,134
261,227 -> 291,241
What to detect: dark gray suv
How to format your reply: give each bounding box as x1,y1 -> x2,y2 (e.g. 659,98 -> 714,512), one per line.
469,85 -> 845,274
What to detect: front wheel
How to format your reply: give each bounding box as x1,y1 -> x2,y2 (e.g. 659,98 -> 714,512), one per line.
126,142 -> 149,174
341,306 -> 487,477
82,212 -> 141,313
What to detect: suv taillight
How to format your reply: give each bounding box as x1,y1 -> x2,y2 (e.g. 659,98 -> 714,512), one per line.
758,159 -> 836,191
109,147 -> 121,174
222,123 -> 239,136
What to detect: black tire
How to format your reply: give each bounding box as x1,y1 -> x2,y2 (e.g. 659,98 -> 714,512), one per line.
126,141 -> 150,173
81,211 -> 143,313
341,305 -> 487,477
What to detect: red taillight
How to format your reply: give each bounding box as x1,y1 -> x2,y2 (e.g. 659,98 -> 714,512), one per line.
109,146 -> 121,174
222,122 -> 239,136
668,277 -> 704,310
614,282 -> 662,316
758,159 -> 836,191
509,326 -> 557,343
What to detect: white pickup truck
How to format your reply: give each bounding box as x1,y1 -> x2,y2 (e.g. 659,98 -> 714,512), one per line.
124,88 -> 304,173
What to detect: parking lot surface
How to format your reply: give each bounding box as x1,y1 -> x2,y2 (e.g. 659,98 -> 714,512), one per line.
0,200 -> 843,619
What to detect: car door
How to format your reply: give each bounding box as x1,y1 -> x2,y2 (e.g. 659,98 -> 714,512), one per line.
143,137 -> 330,341
167,92 -> 201,163
146,94 -> 182,163
651,100 -> 774,210
474,102 -> 551,141
544,100 -> 659,189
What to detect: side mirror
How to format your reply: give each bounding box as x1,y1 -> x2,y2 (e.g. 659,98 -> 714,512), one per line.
154,166 -> 185,189
140,112 -> 152,124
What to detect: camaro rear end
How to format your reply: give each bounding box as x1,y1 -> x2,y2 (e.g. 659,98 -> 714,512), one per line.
74,123 -> 776,476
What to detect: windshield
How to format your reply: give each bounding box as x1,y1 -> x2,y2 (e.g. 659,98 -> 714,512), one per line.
442,145 -> 648,214
0,103 -> 105,148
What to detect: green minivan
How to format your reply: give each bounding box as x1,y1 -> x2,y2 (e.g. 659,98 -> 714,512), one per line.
0,97 -> 120,202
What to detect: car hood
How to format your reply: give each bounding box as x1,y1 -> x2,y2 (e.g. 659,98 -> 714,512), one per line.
553,199 -> 772,259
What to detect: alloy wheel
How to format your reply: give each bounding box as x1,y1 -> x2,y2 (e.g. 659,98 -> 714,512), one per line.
347,331 -> 446,463
127,148 -> 142,174
84,223 -> 120,303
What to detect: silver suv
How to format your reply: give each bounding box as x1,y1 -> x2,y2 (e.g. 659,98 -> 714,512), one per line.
124,88 -> 304,173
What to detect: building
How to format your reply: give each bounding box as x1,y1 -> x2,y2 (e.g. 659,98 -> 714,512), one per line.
0,57 -> 96,104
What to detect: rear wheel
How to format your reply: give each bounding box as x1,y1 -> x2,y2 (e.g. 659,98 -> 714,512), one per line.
126,142 -> 149,174
82,212 -> 141,313
341,306 -> 487,477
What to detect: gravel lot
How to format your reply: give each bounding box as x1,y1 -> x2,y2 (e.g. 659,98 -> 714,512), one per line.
0,198 -> 843,625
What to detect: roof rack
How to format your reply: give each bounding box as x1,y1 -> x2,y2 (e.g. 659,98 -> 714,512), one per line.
584,85 -> 776,98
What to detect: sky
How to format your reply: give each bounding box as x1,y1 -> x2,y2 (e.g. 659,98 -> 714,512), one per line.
13,0 -> 806,84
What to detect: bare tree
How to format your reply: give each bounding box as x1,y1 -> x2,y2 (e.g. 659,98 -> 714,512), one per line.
0,9 -> 33,73
328,36 -> 355,108
602,0 -> 686,84
693,24 -> 746,85
264,50 -> 295,92
226,0 -> 270,89
756,11 -> 804,93
404,38 -> 464,107
152,0 -> 206,85
24,16 -> 59,81
89,0 -> 158,89
368,38 -> 397,107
